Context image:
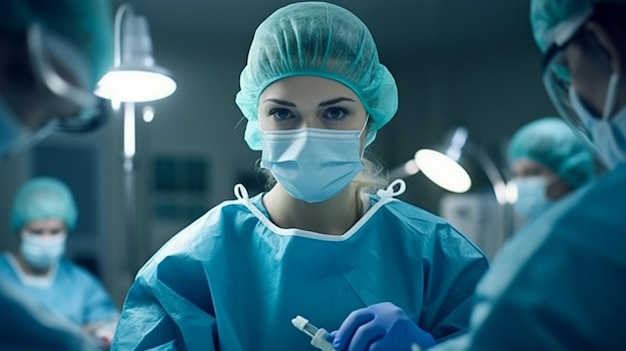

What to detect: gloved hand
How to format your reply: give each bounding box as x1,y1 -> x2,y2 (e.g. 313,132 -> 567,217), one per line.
331,302 -> 436,351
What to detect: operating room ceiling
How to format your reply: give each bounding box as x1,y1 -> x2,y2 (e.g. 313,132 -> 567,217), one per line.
112,0 -> 532,57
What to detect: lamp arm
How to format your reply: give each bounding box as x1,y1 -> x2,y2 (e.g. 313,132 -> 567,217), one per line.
113,4 -> 133,67
465,142 -> 507,205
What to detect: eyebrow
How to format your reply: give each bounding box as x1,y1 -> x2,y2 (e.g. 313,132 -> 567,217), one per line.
262,98 -> 296,107
318,97 -> 356,107
261,97 -> 356,107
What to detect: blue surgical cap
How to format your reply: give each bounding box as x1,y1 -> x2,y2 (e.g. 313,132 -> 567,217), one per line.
10,177 -> 78,233
0,0 -> 113,89
508,117 -> 594,188
530,0 -> 626,53
235,1 -> 398,150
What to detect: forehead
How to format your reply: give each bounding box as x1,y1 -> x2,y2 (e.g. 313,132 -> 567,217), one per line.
260,76 -> 360,104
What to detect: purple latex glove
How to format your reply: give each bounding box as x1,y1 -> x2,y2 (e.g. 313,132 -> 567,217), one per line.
331,302 -> 436,351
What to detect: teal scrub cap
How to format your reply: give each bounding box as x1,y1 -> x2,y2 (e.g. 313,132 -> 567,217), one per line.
508,117 -> 594,188
235,1 -> 398,150
0,0 -> 113,89
530,0 -> 626,53
10,177 -> 78,233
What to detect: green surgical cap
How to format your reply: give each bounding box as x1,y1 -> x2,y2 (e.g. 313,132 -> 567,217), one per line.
235,1 -> 398,150
0,0 -> 113,89
10,177 -> 78,233
508,117 -> 594,188
530,0 -> 626,53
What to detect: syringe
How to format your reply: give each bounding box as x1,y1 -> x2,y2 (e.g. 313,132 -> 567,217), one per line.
291,315 -> 335,351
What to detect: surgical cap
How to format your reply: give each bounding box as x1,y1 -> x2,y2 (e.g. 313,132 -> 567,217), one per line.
508,117 -> 594,188
0,0 -> 113,89
530,0 -> 626,53
235,1 -> 398,150
10,177 -> 78,233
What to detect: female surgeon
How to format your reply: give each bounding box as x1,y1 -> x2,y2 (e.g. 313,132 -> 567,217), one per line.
112,2 -> 489,351
508,117 -> 595,223
0,177 -> 119,348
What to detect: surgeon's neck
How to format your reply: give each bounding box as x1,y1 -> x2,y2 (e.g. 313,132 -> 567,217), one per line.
14,252 -> 52,276
263,184 -> 362,235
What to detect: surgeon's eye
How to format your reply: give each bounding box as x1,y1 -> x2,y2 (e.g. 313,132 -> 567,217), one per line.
50,229 -> 64,235
323,107 -> 349,121
269,108 -> 295,121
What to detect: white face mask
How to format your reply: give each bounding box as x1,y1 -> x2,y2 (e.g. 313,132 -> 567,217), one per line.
512,177 -> 552,220
20,232 -> 67,270
260,122 -> 366,203
569,73 -> 626,169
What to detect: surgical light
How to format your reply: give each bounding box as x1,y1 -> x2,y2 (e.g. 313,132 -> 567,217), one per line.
96,4 -> 176,102
414,127 -> 509,205
414,149 -> 472,193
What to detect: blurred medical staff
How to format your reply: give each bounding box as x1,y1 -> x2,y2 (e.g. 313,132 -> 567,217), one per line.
112,2 -> 489,351
432,0 -> 626,350
0,0 -> 112,159
508,117 -> 594,222
1,177 -> 119,348
0,0 -> 113,350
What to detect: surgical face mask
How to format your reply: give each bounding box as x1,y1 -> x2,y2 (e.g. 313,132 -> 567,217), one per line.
260,123 -> 366,203
20,232 -> 67,270
512,177 -> 552,220
569,75 -> 626,169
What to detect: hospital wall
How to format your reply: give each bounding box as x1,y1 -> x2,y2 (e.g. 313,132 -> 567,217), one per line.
0,31 -> 555,306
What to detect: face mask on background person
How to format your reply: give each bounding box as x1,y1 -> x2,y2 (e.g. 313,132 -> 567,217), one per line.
20,232 -> 67,270
512,176 -> 553,220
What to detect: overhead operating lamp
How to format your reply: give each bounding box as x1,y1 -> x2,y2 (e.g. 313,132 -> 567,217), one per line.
96,4 -> 177,274
413,127 -> 508,205
412,127 -> 514,246
95,4 -> 177,102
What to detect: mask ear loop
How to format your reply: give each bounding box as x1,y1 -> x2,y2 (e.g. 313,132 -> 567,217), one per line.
602,72 -> 620,121
357,114 -> 370,159
358,114 -> 370,137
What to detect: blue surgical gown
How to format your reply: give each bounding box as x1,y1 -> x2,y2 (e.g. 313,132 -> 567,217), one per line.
0,253 -> 119,328
112,187 -> 489,351
433,164 -> 626,350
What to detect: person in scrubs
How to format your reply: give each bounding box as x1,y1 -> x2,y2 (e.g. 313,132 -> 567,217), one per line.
431,0 -> 626,349
507,117 -> 594,223
111,2 -> 489,351
0,1 -> 113,349
0,177 -> 119,348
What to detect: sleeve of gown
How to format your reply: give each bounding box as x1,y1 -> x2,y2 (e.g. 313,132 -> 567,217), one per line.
80,271 -> 119,324
422,225 -> 490,342
448,231 -> 625,350
111,255 -> 218,351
